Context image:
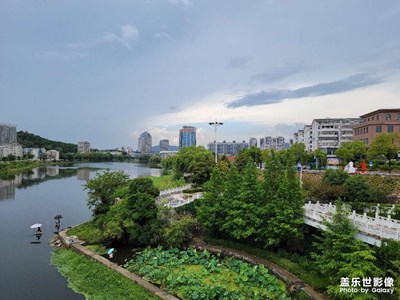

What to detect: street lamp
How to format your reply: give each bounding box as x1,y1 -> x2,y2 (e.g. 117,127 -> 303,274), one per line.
209,121 -> 223,163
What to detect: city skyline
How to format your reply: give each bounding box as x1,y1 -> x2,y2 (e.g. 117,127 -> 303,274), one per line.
1,1 -> 400,149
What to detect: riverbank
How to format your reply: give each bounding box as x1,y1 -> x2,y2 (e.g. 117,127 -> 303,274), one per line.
0,160 -> 44,177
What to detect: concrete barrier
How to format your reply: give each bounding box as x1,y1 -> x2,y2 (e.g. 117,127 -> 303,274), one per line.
57,230 -> 179,300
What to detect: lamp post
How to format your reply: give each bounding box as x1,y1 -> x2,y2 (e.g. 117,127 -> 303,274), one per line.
209,121 -> 223,163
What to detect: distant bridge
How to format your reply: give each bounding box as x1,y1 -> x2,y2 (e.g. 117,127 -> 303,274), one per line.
158,188 -> 400,246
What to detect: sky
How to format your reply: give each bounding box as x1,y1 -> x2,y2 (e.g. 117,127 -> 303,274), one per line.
1,0 -> 400,150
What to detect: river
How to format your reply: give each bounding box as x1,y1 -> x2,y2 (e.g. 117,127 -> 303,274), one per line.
0,162 -> 162,300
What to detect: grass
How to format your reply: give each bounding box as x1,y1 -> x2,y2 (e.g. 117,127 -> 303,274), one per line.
67,221 -> 103,245
51,248 -> 159,300
148,175 -> 186,190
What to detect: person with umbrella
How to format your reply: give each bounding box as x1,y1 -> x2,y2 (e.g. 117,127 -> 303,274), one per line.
54,214 -> 63,231
108,248 -> 115,259
31,223 -> 43,240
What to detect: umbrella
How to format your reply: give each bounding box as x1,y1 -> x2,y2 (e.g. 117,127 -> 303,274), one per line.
107,248 -> 115,255
30,223 -> 42,229
54,214 -> 63,220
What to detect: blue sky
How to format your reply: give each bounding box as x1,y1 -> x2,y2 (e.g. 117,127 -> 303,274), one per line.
1,0 -> 400,149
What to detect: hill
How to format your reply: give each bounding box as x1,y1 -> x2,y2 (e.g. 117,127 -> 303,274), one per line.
17,131 -> 77,154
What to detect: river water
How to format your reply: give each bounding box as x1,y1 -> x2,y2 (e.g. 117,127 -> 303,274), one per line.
0,162 -> 161,300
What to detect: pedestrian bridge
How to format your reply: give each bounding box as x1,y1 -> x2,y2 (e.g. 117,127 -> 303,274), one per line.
158,187 -> 400,246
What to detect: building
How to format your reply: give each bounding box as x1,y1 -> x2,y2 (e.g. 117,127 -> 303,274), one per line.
46,150 -> 60,161
293,130 -> 305,144
310,118 -> 361,154
303,125 -> 313,152
259,136 -> 285,150
159,139 -> 169,151
207,140 -> 249,156
353,108 -> 400,146
138,131 -> 152,153
249,137 -> 257,148
160,150 -> 178,159
0,124 -> 17,145
0,143 -> 22,158
77,141 -> 91,153
23,148 -> 46,159
179,126 -> 196,148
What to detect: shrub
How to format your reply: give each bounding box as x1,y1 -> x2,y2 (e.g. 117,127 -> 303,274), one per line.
164,215 -> 199,248
344,176 -> 387,203
323,169 -> 349,185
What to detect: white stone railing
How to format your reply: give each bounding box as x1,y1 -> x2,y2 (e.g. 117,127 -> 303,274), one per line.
158,185 -> 192,197
304,201 -> 400,241
164,193 -> 202,208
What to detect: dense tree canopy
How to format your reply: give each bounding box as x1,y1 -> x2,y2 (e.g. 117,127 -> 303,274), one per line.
84,171 -> 129,215
162,146 -> 214,186
335,141 -> 367,163
197,151 -> 304,248
367,133 -> 400,161
312,202 -> 381,299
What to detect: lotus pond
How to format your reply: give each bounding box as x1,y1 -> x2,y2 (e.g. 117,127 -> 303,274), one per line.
124,247 -> 289,300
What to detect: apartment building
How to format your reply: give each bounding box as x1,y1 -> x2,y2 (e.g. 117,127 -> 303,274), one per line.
310,118 -> 361,154
353,109 -> 400,146
207,140 -> 249,156
77,141 -> 91,153
259,136 -> 285,150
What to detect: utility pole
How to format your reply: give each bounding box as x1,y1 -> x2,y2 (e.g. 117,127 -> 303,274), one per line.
209,121 -> 223,163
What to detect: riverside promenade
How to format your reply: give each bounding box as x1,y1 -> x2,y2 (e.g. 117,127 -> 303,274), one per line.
58,231 -> 178,300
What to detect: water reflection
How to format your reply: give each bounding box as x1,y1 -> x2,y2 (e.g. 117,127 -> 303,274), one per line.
0,166 -> 93,201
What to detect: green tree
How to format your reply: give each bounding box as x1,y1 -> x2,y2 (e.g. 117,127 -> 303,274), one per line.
223,159 -> 262,240
376,239 -> 400,297
235,147 -> 262,170
311,148 -> 327,169
287,143 -> 310,164
84,171 -> 129,215
129,177 -> 160,198
97,177 -> 163,246
335,141 -> 367,164
197,164 -> 228,237
260,152 -> 304,247
312,202 -> 381,299
172,146 -> 214,185
367,133 -> 400,161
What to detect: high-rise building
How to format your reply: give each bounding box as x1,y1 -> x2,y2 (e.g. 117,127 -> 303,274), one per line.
353,109 -> 400,146
0,124 -> 17,145
249,137 -> 257,148
138,131 -> 152,153
207,140 -> 249,156
259,136 -> 285,150
179,126 -> 196,148
159,139 -> 169,151
293,130 -> 305,144
77,141 -> 91,153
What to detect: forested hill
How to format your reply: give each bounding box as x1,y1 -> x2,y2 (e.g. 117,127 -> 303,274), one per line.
17,131 -> 77,154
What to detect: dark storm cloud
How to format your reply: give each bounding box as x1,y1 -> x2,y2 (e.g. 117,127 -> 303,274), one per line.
227,73 -> 383,108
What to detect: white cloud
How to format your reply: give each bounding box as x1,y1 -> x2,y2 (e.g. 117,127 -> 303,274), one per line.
154,32 -> 174,41
144,76 -> 400,145
104,24 -> 139,49
168,0 -> 193,7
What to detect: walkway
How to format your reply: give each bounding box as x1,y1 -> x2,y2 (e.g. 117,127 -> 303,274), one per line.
304,201 -> 400,246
